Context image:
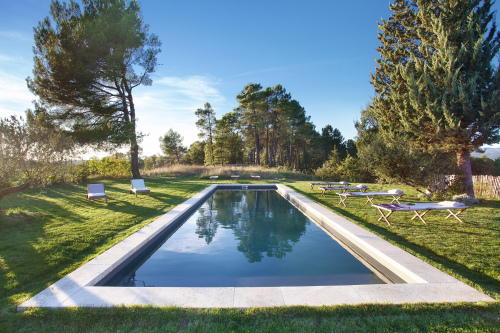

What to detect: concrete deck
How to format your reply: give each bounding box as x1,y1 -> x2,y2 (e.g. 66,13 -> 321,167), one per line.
18,184 -> 494,310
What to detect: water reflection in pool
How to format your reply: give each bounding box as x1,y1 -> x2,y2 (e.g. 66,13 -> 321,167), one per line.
107,190 -> 385,287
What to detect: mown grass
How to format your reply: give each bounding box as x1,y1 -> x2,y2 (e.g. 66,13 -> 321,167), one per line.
0,173 -> 499,332
282,181 -> 500,300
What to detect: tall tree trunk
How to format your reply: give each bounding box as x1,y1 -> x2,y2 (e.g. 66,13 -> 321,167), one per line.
254,126 -> 260,165
124,80 -> 141,178
0,183 -> 31,211
456,148 -> 474,197
265,122 -> 269,166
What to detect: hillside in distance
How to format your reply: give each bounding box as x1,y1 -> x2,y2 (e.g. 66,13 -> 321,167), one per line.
472,148 -> 500,160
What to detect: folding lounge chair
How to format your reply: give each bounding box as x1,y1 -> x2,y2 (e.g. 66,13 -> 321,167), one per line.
231,175 -> 240,181
130,179 -> 150,198
309,181 -> 349,190
209,176 -> 218,181
251,175 -> 261,180
373,201 -> 469,226
337,189 -> 404,208
319,184 -> 368,197
87,183 -> 107,205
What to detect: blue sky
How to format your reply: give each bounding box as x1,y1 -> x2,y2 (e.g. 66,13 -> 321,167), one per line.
1,1 -> 499,157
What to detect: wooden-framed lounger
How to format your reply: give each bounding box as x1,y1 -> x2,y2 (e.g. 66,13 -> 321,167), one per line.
209,176 -> 218,181
372,201 -> 469,226
309,181 -> 349,191
319,184 -> 368,197
231,175 -> 240,181
251,175 -> 261,180
337,189 -> 404,208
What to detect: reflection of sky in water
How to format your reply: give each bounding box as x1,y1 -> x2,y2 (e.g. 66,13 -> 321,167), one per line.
109,191 -> 386,287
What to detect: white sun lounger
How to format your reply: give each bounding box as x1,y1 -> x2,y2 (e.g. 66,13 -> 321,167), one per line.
130,179 -> 150,198
209,176 -> 218,181
337,189 -> 404,208
231,175 -> 240,181
251,175 -> 261,180
87,183 -> 107,205
319,184 -> 368,197
373,201 -> 469,226
309,181 -> 349,190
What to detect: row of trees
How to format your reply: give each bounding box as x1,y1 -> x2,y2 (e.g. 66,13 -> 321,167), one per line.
160,84 -> 356,171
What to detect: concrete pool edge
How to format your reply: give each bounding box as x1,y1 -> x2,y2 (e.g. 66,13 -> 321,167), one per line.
18,184 -> 494,310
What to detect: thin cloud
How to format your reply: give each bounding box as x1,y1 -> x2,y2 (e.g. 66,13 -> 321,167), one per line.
0,71 -> 35,118
155,75 -> 225,103
0,30 -> 31,41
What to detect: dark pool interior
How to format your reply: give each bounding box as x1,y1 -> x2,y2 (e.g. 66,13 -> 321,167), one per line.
102,190 -> 386,287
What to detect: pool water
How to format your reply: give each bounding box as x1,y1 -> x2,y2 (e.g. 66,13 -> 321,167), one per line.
105,190 -> 386,287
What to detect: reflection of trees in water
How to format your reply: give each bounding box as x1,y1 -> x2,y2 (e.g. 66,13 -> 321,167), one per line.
195,197 -> 219,244
194,191 -> 308,263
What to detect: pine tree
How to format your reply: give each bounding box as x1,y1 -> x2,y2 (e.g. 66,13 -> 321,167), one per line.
370,0 -> 500,196
195,103 -> 217,165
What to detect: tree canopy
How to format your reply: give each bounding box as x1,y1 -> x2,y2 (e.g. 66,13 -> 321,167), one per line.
369,0 -> 500,196
27,0 -> 161,178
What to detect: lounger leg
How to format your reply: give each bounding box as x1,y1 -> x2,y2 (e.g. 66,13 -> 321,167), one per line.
364,196 -> 375,205
321,189 -> 325,197
391,195 -> 402,204
445,208 -> 466,223
411,210 -> 429,225
339,196 -> 347,208
311,184 -> 314,191
376,208 -> 393,226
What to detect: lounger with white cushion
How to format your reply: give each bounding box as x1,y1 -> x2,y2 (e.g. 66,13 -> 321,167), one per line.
251,175 -> 261,180
87,183 -> 107,205
337,189 -> 404,208
319,184 -> 368,197
209,176 -> 218,181
309,181 -> 349,190
130,179 -> 150,198
373,201 -> 469,226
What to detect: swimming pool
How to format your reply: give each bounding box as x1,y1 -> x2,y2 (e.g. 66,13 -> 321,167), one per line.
18,184 -> 494,309
100,190 -> 386,287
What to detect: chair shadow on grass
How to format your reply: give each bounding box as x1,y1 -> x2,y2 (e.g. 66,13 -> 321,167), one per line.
0,177 -> 207,308
286,184 -> 500,299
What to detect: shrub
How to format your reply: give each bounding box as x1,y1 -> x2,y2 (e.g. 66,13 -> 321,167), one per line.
88,157 -> 131,178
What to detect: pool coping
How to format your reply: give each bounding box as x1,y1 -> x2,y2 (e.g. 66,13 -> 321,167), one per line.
18,184 -> 494,310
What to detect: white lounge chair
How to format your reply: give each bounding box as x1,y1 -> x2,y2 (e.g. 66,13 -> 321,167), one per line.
251,175 -> 261,180
319,184 -> 368,197
337,189 -> 404,208
373,201 -> 469,226
87,183 -> 107,205
231,175 -> 240,181
309,181 -> 349,190
209,176 -> 218,181
130,179 -> 150,198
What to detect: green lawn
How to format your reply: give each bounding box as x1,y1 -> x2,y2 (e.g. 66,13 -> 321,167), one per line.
0,176 -> 499,332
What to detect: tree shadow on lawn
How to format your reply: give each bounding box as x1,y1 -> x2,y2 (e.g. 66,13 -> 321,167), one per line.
285,184 -> 500,299
0,180 -> 206,309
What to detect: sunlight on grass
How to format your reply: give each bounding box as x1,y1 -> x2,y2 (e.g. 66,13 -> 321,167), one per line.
0,170 -> 499,331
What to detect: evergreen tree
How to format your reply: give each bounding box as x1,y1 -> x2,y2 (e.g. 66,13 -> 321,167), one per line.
159,129 -> 186,164
370,0 -> 500,196
195,102 -> 217,165
28,0 -> 161,178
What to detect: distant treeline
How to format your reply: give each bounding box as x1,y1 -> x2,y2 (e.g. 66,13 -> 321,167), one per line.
158,83 -> 356,172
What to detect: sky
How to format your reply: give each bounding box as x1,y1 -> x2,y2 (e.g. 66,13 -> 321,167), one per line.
1,0 -> 499,157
